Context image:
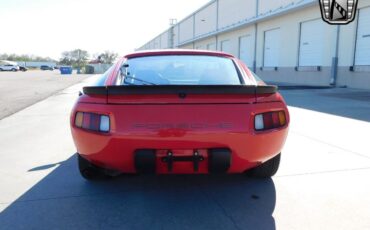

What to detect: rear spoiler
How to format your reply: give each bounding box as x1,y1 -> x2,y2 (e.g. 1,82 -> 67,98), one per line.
83,85 -> 278,96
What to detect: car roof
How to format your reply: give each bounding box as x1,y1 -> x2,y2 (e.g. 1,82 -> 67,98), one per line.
124,49 -> 235,59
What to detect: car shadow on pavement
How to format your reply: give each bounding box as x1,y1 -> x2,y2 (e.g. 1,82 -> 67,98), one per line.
0,154 -> 276,230
28,161 -> 65,172
279,88 -> 370,122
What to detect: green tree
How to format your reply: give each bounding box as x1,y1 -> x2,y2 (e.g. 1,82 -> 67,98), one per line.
99,51 -> 119,64
59,49 -> 89,68
0,53 -> 56,62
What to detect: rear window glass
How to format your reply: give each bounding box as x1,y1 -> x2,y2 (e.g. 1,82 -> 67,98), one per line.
90,64 -> 114,86
117,55 -> 243,85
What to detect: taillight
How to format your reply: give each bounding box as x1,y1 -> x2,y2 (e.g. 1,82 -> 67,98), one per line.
254,111 -> 286,131
75,112 -> 110,133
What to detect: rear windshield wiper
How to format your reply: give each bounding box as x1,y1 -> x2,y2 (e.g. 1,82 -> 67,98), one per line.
120,63 -> 157,85
124,76 -> 157,85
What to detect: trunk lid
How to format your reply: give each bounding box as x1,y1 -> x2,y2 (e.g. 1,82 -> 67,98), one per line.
82,85 -> 278,104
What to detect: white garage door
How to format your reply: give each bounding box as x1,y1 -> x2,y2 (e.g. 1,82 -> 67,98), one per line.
239,35 -> 254,67
299,19 -> 324,66
264,29 -> 280,67
355,7 -> 370,66
221,40 -> 231,54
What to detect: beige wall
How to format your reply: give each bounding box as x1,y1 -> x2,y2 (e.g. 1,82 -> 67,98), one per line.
160,31 -> 169,49
150,40 -> 155,49
139,0 -> 370,89
337,67 -> 370,89
256,6 -> 335,67
154,36 -> 161,49
258,0 -> 296,14
194,37 -> 217,50
181,44 -> 194,49
256,67 -> 332,86
195,2 -> 217,37
179,16 -> 194,43
173,25 -> 179,48
218,0 -> 256,29
358,0 -> 370,9
216,26 -> 256,58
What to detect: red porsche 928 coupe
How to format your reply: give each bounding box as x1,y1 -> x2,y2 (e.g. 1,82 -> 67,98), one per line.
70,50 -> 289,180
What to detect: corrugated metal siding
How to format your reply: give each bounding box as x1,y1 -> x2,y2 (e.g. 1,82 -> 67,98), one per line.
218,0 -> 256,29
259,0 -> 296,15
179,17 -> 194,43
195,1 -> 217,37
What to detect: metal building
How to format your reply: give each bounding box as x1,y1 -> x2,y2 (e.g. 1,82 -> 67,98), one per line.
138,0 -> 370,89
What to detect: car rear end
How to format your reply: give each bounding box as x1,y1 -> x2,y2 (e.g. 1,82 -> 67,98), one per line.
70,50 -> 289,177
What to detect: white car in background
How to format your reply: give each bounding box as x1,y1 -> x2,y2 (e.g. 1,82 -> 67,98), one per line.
0,60 -> 20,71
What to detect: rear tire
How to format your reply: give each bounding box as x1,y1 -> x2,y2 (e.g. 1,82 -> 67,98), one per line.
249,153 -> 281,178
78,154 -> 107,180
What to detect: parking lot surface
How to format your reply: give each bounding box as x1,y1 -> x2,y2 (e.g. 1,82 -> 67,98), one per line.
0,79 -> 369,229
0,70 -> 90,119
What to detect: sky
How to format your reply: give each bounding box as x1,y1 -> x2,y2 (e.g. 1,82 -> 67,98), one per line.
0,0 -> 210,60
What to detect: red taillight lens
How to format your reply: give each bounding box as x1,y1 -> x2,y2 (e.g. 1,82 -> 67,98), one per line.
263,113 -> 273,129
75,112 -> 110,133
255,111 -> 286,131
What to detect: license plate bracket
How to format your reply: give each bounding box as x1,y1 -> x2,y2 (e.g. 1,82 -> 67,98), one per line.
161,150 -> 204,172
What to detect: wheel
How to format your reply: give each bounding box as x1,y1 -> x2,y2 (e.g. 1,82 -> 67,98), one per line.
249,153 -> 281,178
0,68 -> 3,71
78,154 -> 107,180
11,68 -> 16,72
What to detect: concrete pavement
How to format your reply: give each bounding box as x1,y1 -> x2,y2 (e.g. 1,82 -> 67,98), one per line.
0,70 -> 90,120
0,81 -> 369,229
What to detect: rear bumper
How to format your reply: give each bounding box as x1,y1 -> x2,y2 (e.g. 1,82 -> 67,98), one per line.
71,124 -> 289,174
71,102 -> 289,174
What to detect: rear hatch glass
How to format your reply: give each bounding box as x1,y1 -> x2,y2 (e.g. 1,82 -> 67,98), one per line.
118,55 -> 249,86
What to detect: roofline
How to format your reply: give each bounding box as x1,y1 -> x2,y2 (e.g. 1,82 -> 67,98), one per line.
124,49 -> 235,59
138,0 -> 317,49
136,1 -> 217,51
175,0 -> 217,28
178,0 -> 317,46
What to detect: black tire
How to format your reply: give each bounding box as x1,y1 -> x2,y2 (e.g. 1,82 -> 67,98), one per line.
78,154 -> 107,180
249,153 -> 281,178
0,68 -> 3,71
11,68 -> 16,72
